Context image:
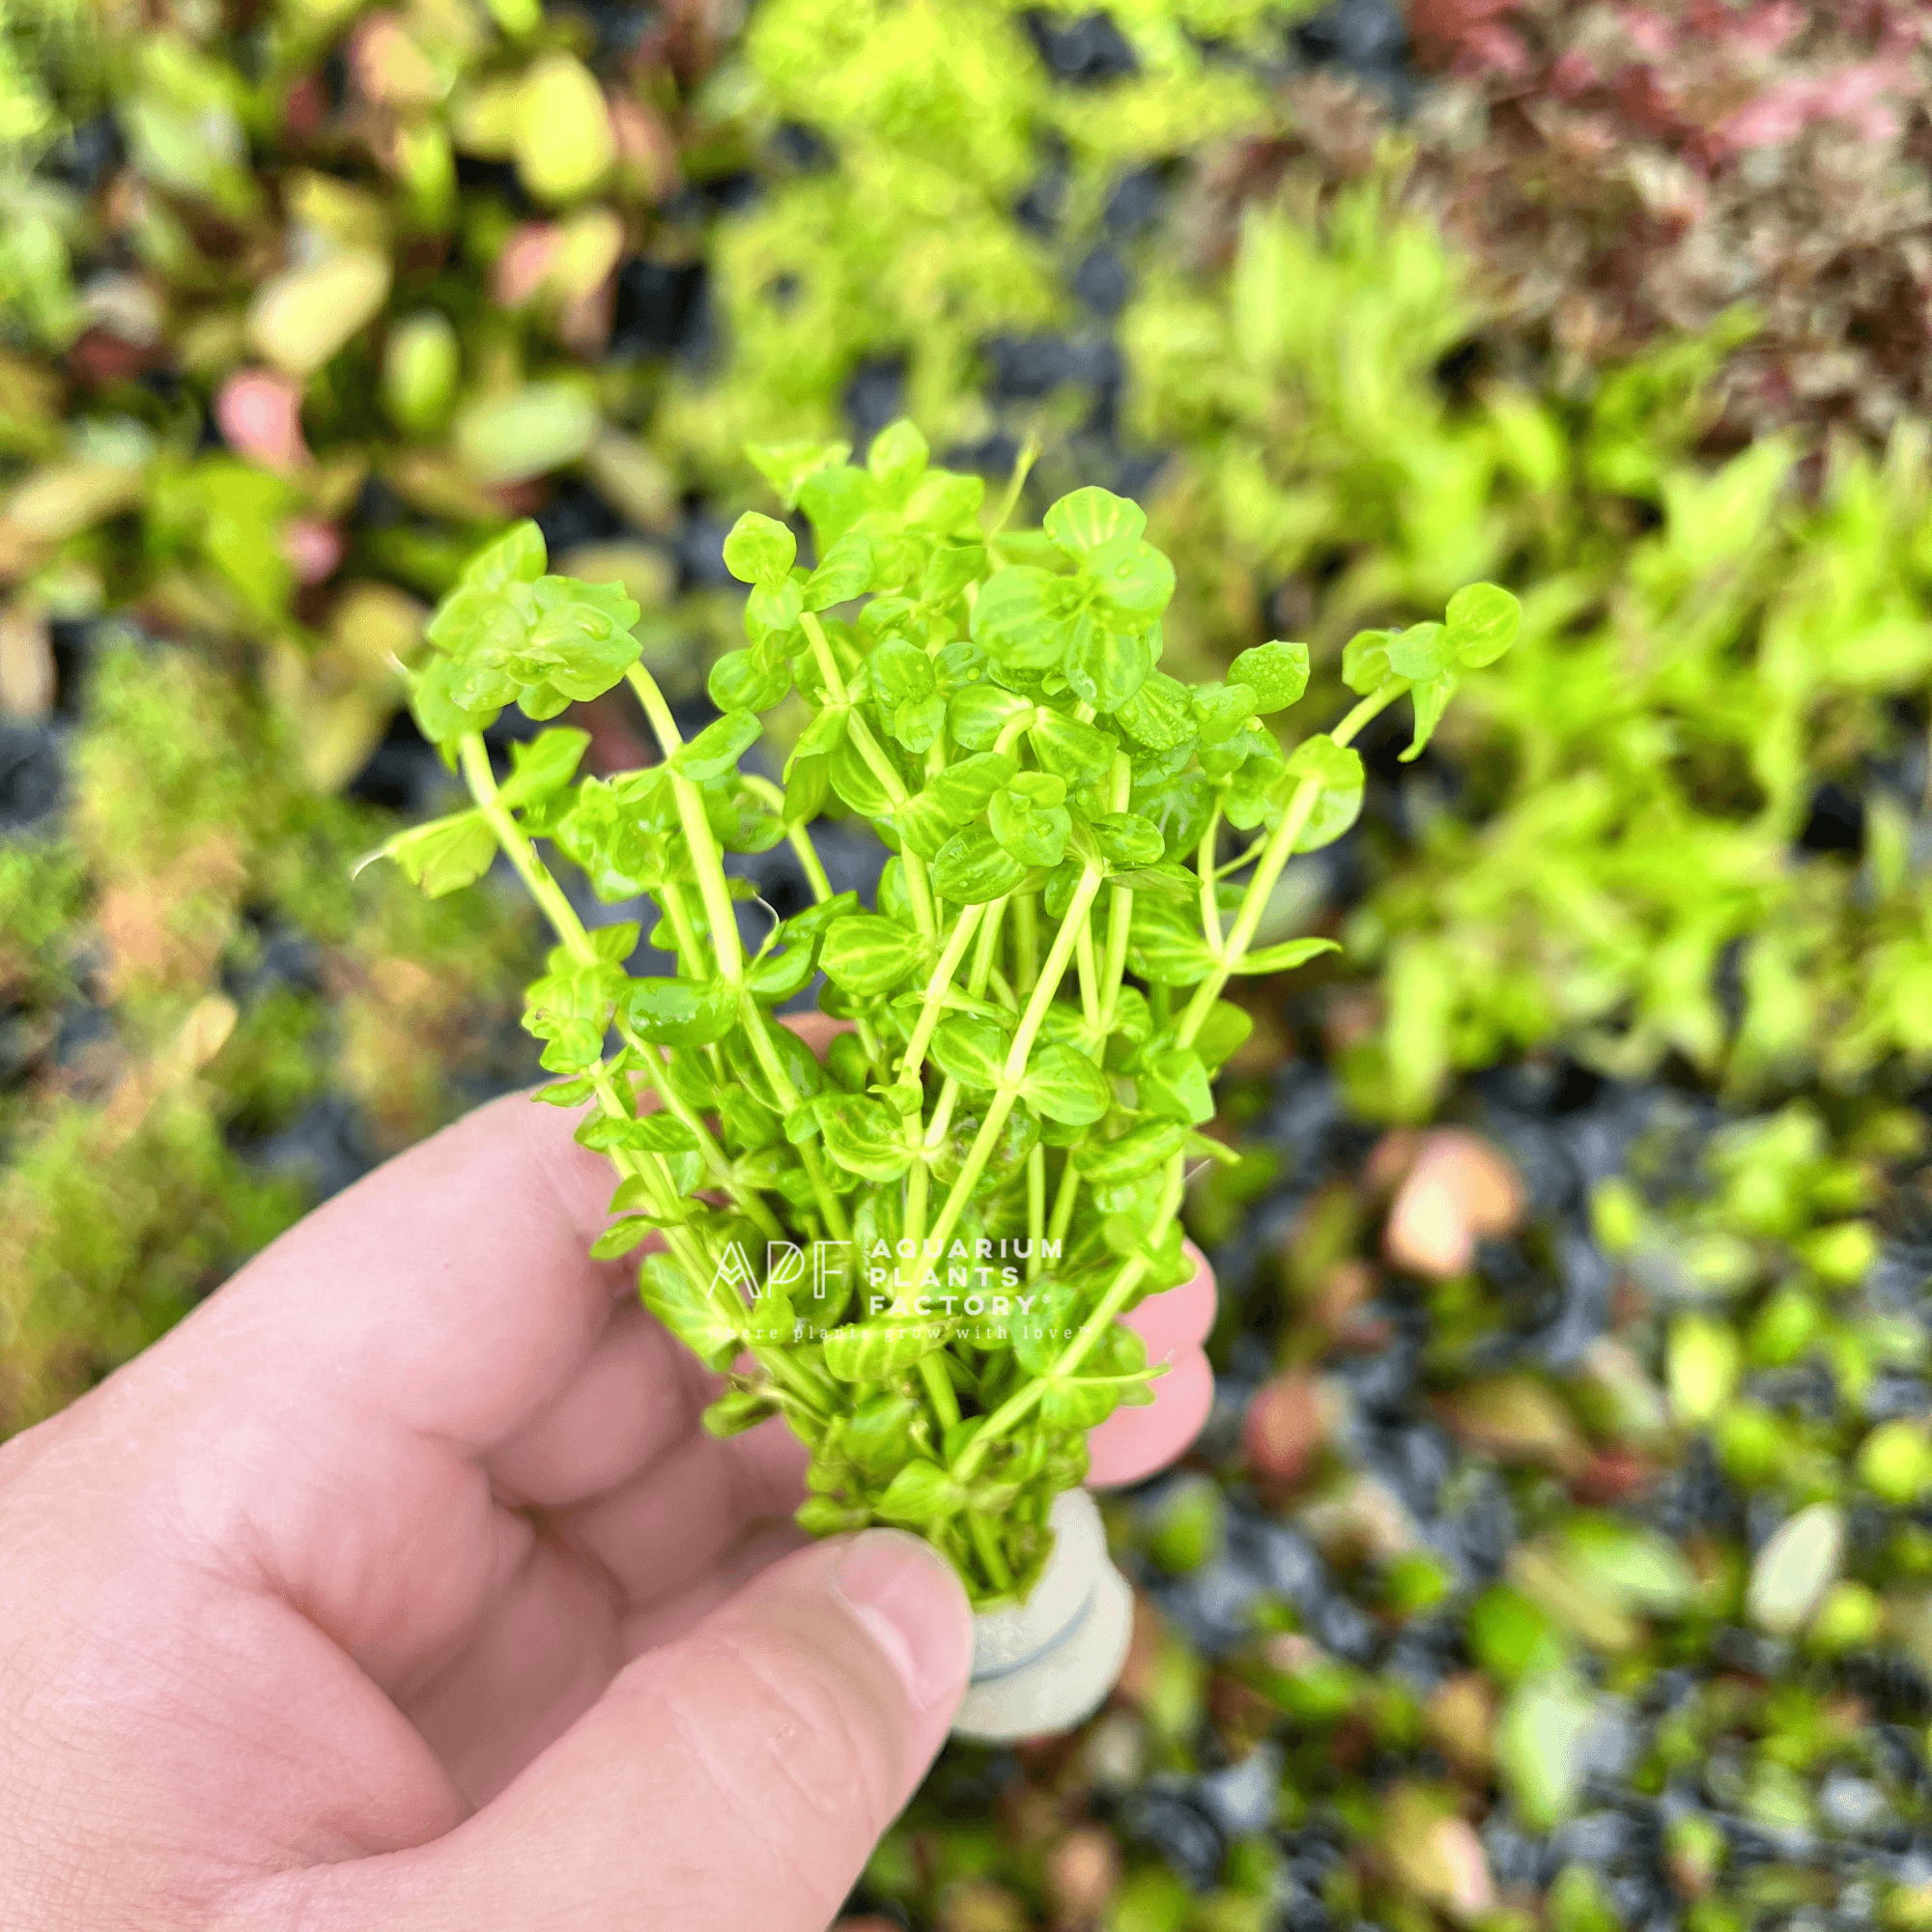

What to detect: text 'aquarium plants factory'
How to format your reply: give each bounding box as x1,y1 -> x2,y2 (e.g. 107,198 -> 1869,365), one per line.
372,420 -> 1518,1735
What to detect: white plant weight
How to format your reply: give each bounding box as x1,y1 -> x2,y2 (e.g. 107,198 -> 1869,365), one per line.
952,1487 -> 1134,1743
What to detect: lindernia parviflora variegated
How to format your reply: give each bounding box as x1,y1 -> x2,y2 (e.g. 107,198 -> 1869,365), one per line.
366,421 -> 1520,1607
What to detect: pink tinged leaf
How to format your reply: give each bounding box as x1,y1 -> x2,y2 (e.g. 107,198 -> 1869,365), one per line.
215,370 -> 311,472
495,224 -> 566,309
1616,6 -> 1676,58
1549,48 -> 1600,98
282,518 -> 344,585
1460,21 -> 1530,75
1731,2 -> 1805,57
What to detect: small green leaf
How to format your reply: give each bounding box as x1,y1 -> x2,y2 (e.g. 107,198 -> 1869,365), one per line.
497,727 -> 591,809
1130,770 -> 1213,858
533,1076 -> 597,1107
1232,936 -> 1341,975
1115,672 -> 1196,752
1029,708 -> 1117,785
671,709 -> 761,781
748,439 -> 851,508
1385,621 -> 1455,681
799,464 -> 876,552
870,639 -> 936,708
575,1110 -> 700,1154
819,1094 -> 913,1181
722,511 -> 797,585
825,1321 -> 954,1380
1192,1002 -> 1253,1072
1064,617 -> 1151,712
1403,672 -> 1458,761
460,519 -> 547,589
1340,628 -> 1396,695
845,1389 -> 923,1473
929,1015 -> 1009,1091
380,810 -> 497,897
745,945 -> 816,1003
928,752 -> 1017,824
1229,639 -> 1310,712
805,530 -> 874,609
1041,1378 -> 1125,1430
828,731 -> 897,816
1192,682 -> 1259,743
1293,781 -> 1363,853
867,419 -> 929,500
708,647 -> 791,713
1043,486 -> 1146,555
701,1385 -> 781,1437
523,579 -> 642,700
819,915 -> 927,996
1139,1045 -> 1213,1123
747,576 -> 805,637
1084,537 -> 1175,618
950,684 -> 1032,749
875,1458 -> 964,1523
590,1217 -> 656,1260
931,824 -> 1029,903
923,542 -> 986,603
1090,811 -> 1165,866
1020,1043 -> 1111,1125
1446,582 -> 1520,667
988,786 -> 1070,867
1284,734 -> 1363,789
971,567 -> 1069,669
639,1253 -> 735,1370
625,977 -> 739,1047
1126,897 -> 1217,986
1081,1120 -> 1189,1184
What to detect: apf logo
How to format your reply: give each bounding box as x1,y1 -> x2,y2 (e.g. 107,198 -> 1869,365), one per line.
710,1240 -> 853,1300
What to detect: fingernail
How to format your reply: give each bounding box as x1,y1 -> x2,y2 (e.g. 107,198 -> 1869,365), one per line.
833,1529 -> 972,1711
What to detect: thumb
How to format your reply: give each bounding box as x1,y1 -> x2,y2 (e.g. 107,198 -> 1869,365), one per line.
294,1531 -> 973,1932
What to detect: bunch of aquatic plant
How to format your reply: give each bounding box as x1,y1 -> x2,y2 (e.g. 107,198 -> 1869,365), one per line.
375,420 -> 1519,1601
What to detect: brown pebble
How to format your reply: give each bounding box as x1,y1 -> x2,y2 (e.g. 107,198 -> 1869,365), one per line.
1046,1828 -> 1121,1925
1425,1673 -> 1495,1775
1383,1129 -> 1523,1278
1243,1371 -> 1322,1486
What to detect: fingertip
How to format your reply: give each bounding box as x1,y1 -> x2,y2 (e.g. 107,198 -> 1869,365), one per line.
1122,1240 -> 1217,1359
832,1529 -> 974,1715
1086,1347 -> 1213,1488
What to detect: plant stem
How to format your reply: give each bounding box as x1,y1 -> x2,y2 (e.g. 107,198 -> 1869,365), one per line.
1197,801 -> 1223,952
921,867 -> 1104,1260
920,1350 -> 960,1431
1176,683 -> 1408,1048
954,1164 -> 1184,1481
623,665 -> 851,1240
457,735 -> 812,1401
623,667 -> 744,980
742,775 -> 836,905
1047,1157 -> 1080,1250
798,611 -> 936,939
1026,1144 -> 1045,1278
1012,892 -> 1039,997
967,1509 -> 1013,1593
896,901 -> 984,1083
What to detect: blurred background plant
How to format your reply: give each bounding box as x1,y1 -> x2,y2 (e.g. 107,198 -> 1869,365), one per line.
7,0 -> 1932,1925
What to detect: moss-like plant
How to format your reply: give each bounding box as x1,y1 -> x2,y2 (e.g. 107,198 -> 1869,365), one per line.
373,421 -> 1519,1602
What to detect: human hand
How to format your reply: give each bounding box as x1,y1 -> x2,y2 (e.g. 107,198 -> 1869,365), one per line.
0,1022 -> 1215,1931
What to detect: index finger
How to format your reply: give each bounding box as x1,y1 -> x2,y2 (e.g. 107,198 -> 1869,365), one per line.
156,1088 -> 631,1455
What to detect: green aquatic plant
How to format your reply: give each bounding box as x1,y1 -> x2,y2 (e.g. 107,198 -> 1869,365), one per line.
381,423 -> 1520,1601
